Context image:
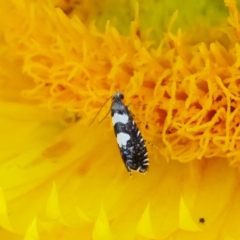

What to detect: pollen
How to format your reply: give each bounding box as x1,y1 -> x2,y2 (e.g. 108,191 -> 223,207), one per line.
2,0 -> 240,166
9,0 -> 240,166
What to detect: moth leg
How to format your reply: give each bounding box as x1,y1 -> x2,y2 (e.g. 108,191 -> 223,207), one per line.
125,161 -> 132,176
127,102 -> 147,108
133,115 -> 148,125
128,109 -> 149,125
144,140 -> 160,151
127,102 -> 147,120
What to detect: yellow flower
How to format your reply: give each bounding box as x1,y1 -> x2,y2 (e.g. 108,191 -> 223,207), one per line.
0,0 -> 240,239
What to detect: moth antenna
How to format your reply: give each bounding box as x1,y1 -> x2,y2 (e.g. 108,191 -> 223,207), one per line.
89,95 -> 112,126
99,108 -> 112,124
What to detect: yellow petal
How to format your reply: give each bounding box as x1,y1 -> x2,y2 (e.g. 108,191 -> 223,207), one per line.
46,182 -> 62,221
76,205 -> 92,223
0,187 -> 13,232
24,218 -> 39,240
136,203 -> 156,239
179,196 -> 201,232
223,237 -> 236,240
0,0 -> 240,239
92,205 -> 112,240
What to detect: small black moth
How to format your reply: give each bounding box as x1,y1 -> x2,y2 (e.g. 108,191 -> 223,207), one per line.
111,92 -> 149,173
91,91 -> 149,174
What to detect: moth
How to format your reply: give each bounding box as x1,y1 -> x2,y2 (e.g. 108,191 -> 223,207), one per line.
111,92 -> 148,173
91,91 -> 149,174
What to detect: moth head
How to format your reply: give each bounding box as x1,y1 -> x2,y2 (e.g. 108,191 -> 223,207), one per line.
113,91 -> 124,102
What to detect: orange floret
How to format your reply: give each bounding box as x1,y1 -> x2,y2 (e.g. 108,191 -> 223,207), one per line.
2,0 -> 240,164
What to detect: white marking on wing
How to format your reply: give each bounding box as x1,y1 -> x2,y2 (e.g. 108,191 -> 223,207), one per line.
112,113 -> 129,125
117,132 -> 130,147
